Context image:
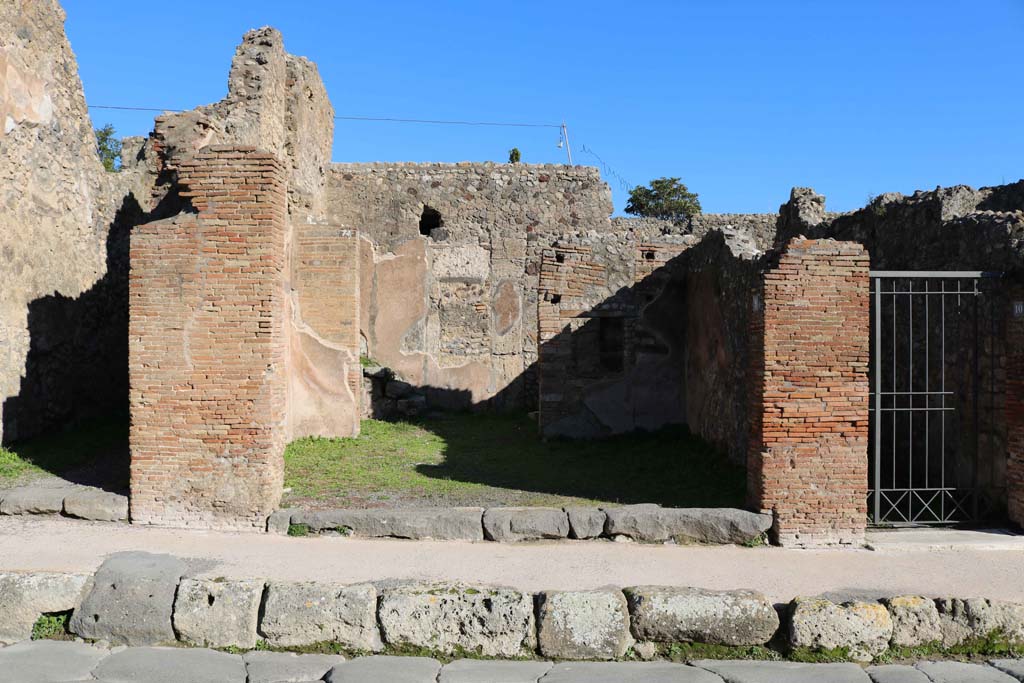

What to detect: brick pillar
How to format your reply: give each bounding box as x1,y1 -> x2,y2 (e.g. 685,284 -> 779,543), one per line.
748,238 -> 870,547
1006,284 -> 1024,527
129,146 -> 288,529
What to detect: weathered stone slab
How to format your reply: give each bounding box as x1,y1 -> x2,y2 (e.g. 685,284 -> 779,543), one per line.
788,597 -> 893,661
915,661 -> 1018,682
483,507 -> 569,542
566,507 -> 607,539
68,551 -> 185,645
0,640 -> 109,683
693,660 -> 872,683
63,488 -> 128,522
624,585 -> 779,646
537,589 -> 633,660
378,582 -> 534,657
0,572 -> 88,644
243,650 -> 346,683
267,509 -> 294,535
543,662 -> 723,682
935,598 -> 1024,647
866,664 -> 932,683
604,505 -> 771,544
438,659 -> 553,683
92,646 -> 246,683
990,659 -> 1024,680
883,596 -> 942,647
173,578 -> 264,649
325,656 -> 442,683
290,507 -> 484,540
259,581 -> 382,651
0,486 -> 68,515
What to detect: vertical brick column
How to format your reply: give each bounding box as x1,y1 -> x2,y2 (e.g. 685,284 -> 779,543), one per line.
1006,284 -> 1024,527
129,146 -> 288,529
748,238 -> 870,546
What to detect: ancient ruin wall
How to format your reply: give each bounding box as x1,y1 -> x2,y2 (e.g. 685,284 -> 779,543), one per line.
748,238 -> 870,547
129,148 -> 288,528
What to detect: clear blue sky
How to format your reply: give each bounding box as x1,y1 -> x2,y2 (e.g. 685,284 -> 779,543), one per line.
64,0 -> 1023,215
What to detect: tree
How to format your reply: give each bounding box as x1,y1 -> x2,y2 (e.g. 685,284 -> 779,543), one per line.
625,177 -> 701,224
508,147 -> 521,164
95,124 -> 122,172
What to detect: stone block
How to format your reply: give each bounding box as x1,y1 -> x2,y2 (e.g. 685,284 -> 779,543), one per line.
536,589 -> 633,660
92,646 -> 246,683
259,581 -> 382,651
68,551 -> 185,646
566,507 -> 607,539
172,578 -> 264,649
624,585 -> 779,646
266,508 -> 293,535
866,664 -> 932,683
604,505 -> 771,544
0,572 -> 88,644
0,641 -> 109,683
325,656 -> 442,683
378,582 -> 535,657
438,659 -> 553,683
243,651 -> 346,683
62,488 -> 128,522
788,597 -> 893,661
0,486 -> 68,515
483,507 -> 570,542
991,659 -> 1024,680
915,661 -> 1017,682
935,598 -> 1024,647
693,660 -> 872,683
883,596 -> 942,647
290,507 -> 484,540
543,661 -> 723,682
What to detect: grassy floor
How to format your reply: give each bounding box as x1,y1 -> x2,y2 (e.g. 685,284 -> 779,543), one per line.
0,417 -> 128,489
284,414 -> 745,509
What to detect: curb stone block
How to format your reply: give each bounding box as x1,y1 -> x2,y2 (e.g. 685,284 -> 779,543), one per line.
438,659 -> 554,683
624,585 -> 779,646
537,589 -> 633,660
68,551 -> 185,646
0,641 -> 110,683
92,646 -> 246,683
604,505 -> 772,544
883,596 -> 943,647
0,487 -> 69,515
325,656 -> 442,683
290,507 -> 484,540
266,509 -> 294,535
935,598 -> 1024,647
378,582 -> 535,657
565,507 -> 606,539
788,597 -> 893,661
693,660 -> 873,683
243,650 -> 346,683
173,578 -> 264,649
483,507 -> 570,542
62,488 -> 128,522
0,572 -> 88,644
259,581 -> 382,651
543,661 -> 724,682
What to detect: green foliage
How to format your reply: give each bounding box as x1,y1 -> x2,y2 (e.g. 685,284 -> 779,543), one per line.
31,613 -> 71,641
287,523 -> 310,537
95,123 -> 122,172
657,642 -> 780,662
875,631 -> 1024,664
508,147 -> 521,164
0,417 -> 127,483
788,646 -> 853,663
359,355 -> 378,368
625,177 -> 701,224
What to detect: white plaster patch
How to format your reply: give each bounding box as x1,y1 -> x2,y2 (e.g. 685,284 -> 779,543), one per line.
430,244 -> 490,281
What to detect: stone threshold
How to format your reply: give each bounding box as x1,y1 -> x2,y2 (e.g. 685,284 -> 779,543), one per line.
272,504 -> 774,545
0,483 -> 127,522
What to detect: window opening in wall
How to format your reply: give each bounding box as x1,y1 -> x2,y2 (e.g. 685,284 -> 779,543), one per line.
550,294 -> 562,305
555,252 -> 566,264
419,206 -> 444,238
598,317 -> 625,372
644,251 -> 656,260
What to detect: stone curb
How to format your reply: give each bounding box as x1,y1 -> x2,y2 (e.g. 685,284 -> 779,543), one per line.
5,554 -> 1024,663
0,484 -> 128,522
274,504 -> 773,546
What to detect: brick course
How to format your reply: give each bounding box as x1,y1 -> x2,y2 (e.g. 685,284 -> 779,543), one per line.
129,147 -> 288,529
747,238 -> 870,547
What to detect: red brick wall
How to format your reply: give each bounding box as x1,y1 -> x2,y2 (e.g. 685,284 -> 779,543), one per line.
747,238 -> 870,546
1007,285 -> 1024,527
129,146 -> 288,529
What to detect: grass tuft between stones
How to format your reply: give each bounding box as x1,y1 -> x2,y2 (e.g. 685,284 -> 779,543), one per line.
287,523 -> 310,537
31,612 -> 73,641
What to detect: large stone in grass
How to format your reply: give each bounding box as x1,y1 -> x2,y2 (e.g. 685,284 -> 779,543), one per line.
63,488 -> 128,522
566,507 -> 607,539
883,596 -> 943,647
378,582 -> 535,657
243,651 -> 346,683
604,505 -> 771,544
173,578 -> 264,649
624,585 -> 779,646
259,581 -> 382,651
68,551 -> 185,645
0,572 -> 89,644
537,589 -> 633,660
483,507 -> 569,542
290,507 -> 484,541
0,486 -> 68,515
788,596 -> 893,661
92,646 -> 246,683
934,598 -> 1024,647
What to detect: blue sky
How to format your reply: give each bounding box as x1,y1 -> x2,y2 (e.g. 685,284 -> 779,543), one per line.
64,1 -> 1023,215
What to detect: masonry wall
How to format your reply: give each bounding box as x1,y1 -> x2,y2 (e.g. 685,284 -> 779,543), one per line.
129,148 -> 288,528
1007,283 -> 1024,527
748,238 -> 870,547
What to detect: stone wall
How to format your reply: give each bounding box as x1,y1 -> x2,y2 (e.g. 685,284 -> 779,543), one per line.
1007,283 -> 1024,527
748,238 -> 870,547
129,148 -> 288,528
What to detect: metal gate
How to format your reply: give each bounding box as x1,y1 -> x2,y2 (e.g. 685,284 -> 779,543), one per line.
869,271 -> 1005,525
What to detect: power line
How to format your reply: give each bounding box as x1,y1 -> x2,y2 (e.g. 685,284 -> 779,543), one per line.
87,105 -> 560,129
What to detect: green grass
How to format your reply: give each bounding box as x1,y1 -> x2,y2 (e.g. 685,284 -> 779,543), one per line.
283,413 -> 745,509
31,613 -> 72,641
0,417 -> 127,484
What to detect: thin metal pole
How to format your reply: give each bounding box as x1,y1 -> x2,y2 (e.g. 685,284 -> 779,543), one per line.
561,122 -> 573,165
874,277 -> 882,524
